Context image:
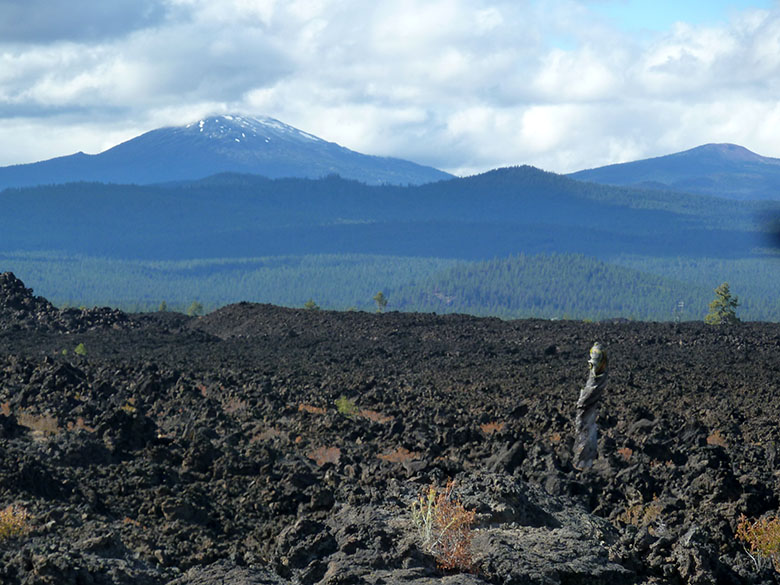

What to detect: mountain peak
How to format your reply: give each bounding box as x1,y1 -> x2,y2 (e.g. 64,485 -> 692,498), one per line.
181,114 -> 324,145
568,143 -> 780,200
0,114 -> 452,188
683,143 -> 768,163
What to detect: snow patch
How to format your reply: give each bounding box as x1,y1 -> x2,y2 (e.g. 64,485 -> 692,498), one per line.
258,118 -> 286,132
186,114 -> 326,145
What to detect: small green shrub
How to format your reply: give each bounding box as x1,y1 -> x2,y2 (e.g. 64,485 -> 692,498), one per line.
74,343 -> 87,356
335,395 -> 358,417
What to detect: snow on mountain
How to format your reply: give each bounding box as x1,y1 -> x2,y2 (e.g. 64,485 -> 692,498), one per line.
0,115 -> 452,189
184,115 -> 323,144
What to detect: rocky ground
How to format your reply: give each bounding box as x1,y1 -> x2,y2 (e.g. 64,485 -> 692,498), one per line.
1,271 -> 780,584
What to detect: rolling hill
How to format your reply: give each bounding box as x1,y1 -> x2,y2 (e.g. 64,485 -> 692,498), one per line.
1,166 -> 770,260
568,143 -> 780,200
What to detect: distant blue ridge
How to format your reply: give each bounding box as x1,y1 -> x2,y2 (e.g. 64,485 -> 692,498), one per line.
568,143 -> 780,201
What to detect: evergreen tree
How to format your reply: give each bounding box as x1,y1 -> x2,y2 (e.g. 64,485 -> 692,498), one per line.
186,301 -> 204,317
373,291 -> 388,313
705,282 -> 740,325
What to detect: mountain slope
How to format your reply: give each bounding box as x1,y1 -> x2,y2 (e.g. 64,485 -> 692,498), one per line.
0,115 -> 452,188
568,143 -> 780,200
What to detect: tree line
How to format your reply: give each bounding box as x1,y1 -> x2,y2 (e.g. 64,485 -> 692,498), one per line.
3,251 -> 778,322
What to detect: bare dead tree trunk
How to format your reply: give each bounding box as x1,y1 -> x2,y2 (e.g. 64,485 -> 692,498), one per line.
574,342 -> 608,470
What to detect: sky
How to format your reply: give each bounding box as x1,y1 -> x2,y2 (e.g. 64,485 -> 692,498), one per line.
0,0 -> 778,176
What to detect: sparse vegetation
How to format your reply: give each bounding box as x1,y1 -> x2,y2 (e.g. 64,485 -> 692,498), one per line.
373,291 -> 388,313
120,399 -> 137,414
618,496 -> 662,530
335,395 -> 358,417
0,504 -> 30,541
17,411 -> 60,435
411,480 -> 475,572
736,514 -> 780,573
186,301 -> 204,317
74,342 -> 87,356
303,299 -> 320,311
4,265 -> 780,582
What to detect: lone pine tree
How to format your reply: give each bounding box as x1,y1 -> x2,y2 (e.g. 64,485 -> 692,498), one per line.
705,282 -> 740,325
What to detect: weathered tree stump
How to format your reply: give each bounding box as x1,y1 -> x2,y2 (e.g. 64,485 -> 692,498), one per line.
574,342 -> 608,470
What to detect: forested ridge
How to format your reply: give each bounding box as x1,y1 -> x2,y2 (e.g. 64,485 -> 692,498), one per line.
2,166 -> 779,321
2,167 -> 774,259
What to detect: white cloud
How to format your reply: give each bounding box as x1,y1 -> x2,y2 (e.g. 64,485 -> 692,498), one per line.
0,0 -> 779,176
532,46 -> 622,101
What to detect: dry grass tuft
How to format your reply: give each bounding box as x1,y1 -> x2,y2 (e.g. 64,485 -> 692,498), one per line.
411,480 -> 475,572
17,411 -> 60,435
736,514 -> 780,573
618,496 -> 662,530
0,504 -> 30,541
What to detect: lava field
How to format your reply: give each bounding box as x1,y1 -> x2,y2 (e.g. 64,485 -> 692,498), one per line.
1,272 -> 780,584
